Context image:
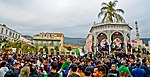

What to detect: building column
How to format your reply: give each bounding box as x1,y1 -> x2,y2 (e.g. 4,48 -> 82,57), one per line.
130,34 -> 133,54
92,32 -> 97,54
107,30 -> 111,54
124,32 -> 128,54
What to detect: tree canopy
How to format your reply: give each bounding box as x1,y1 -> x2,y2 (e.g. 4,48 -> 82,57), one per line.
98,0 -> 125,23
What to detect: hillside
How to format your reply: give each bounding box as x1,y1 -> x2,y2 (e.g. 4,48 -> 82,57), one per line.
141,38 -> 150,46
64,37 -> 86,46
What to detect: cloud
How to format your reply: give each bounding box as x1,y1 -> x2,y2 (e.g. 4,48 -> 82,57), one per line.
0,0 -> 150,38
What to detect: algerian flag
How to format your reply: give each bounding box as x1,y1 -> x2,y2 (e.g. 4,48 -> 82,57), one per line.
138,45 -> 142,51
61,61 -> 70,69
79,49 -> 84,56
75,48 -> 80,55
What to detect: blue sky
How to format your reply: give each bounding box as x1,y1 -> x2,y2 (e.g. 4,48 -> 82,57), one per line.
0,0 -> 150,39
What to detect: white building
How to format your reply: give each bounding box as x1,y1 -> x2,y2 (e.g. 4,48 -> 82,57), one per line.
20,36 -> 32,45
0,24 -> 21,41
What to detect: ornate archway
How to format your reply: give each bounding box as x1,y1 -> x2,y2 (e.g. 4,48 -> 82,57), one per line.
97,33 -> 109,51
90,23 -> 132,54
111,32 -> 124,51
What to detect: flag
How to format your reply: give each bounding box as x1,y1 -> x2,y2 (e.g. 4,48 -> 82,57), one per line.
61,61 -> 70,69
79,49 -> 84,56
75,48 -> 80,55
138,45 -> 142,51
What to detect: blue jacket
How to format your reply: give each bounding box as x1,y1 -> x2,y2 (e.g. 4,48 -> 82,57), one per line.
62,65 -> 70,77
131,68 -> 147,77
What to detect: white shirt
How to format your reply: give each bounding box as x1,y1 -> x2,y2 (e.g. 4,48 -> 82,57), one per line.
0,67 -> 9,77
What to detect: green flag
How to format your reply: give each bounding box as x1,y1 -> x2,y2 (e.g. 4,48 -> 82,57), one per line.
61,61 -> 70,69
75,48 -> 80,55
138,45 -> 142,51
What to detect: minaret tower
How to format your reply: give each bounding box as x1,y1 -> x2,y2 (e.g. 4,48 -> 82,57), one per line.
135,21 -> 140,40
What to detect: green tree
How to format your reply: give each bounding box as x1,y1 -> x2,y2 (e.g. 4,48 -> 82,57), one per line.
34,45 -> 39,52
67,46 -> 72,51
21,44 -> 28,52
12,42 -> 21,53
55,46 -> 59,52
30,46 -> 34,52
98,0 -> 125,23
50,48 -> 54,55
43,45 -> 48,52
0,38 -> 3,45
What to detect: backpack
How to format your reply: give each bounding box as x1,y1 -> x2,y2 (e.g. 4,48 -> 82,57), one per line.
4,70 -> 16,77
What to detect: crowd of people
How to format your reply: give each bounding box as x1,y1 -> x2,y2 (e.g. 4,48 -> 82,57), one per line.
0,51 -> 150,77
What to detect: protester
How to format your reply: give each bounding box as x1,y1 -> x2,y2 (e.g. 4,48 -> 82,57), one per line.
61,57 -> 71,77
4,62 -> 20,77
131,63 -> 147,77
107,64 -> 119,77
0,50 -> 150,77
18,67 -> 30,77
93,65 -> 106,77
37,67 -> 44,77
140,59 -> 150,76
67,64 -> 80,77
128,59 -> 136,72
48,61 -> 62,77
29,65 -> 38,77
0,62 -> 9,77
77,65 -> 85,77
118,61 -> 132,77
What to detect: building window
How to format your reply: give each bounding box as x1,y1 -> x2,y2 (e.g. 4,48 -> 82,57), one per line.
6,30 -> 8,35
15,34 -> 17,38
51,34 -> 54,38
46,41 -> 48,45
9,31 -> 12,36
1,28 -> 4,34
12,33 -> 15,38
47,34 -> 49,38
50,41 -> 53,46
41,34 -> 44,38
18,35 -> 20,39
41,41 -> 43,45
35,41 -> 38,45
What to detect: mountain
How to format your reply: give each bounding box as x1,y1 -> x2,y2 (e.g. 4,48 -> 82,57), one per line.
22,35 -> 86,46
22,35 -> 33,40
141,38 -> 150,46
64,37 -> 86,46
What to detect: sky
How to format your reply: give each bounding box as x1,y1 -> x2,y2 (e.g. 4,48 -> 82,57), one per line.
0,0 -> 150,39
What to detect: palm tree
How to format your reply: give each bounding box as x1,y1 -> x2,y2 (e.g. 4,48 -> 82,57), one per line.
34,45 -> 39,52
98,0 -> 125,23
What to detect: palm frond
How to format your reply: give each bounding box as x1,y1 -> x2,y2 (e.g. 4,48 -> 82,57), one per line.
114,13 -> 125,23
101,6 -> 108,11
101,13 -> 107,23
116,9 -> 124,14
101,2 -> 108,6
112,0 -> 118,7
98,11 -> 105,18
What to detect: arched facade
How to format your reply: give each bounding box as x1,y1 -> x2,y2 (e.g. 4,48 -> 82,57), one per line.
90,23 -> 132,54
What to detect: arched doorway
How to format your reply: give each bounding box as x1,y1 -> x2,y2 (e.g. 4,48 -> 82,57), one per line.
111,32 -> 124,51
97,33 -> 109,52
